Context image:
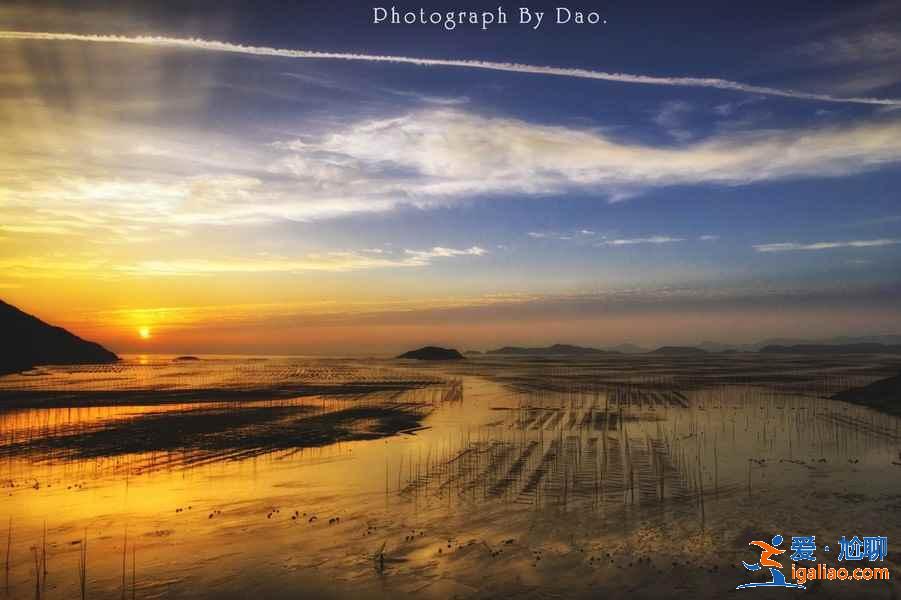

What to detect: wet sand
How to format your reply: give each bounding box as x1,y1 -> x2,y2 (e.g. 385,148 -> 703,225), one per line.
1,353 -> 901,599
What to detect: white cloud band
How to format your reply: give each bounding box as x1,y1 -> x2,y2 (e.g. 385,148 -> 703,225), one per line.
2,31 -> 901,106
754,239 -> 900,252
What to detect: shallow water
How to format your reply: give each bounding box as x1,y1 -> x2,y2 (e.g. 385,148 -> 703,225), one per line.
2,354 -> 901,599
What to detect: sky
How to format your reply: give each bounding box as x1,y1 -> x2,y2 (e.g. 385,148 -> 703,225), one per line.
2,0 -> 901,355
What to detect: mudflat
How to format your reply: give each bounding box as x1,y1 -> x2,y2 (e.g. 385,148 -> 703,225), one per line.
1,352 -> 900,599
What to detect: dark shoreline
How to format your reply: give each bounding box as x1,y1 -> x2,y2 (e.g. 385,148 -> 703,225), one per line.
832,372 -> 901,416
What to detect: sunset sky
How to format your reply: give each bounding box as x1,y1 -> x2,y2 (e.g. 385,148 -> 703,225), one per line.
2,0 -> 901,354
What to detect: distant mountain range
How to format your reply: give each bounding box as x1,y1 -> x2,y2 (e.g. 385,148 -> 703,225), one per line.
474,335 -> 901,356
760,343 -> 901,354
703,335 -> 901,353
1,299 -> 119,375
604,343 -> 648,354
486,344 -> 616,356
648,346 -> 708,355
484,344 -> 708,356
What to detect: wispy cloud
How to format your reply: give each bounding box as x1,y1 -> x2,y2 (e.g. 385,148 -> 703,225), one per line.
8,108 -> 901,238
754,239 -> 900,252
781,6 -> 901,96
527,231 -> 684,246
653,100 -> 694,142
528,231 -> 573,240
289,109 -> 901,204
0,245 -> 488,279
847,214 -> 901,228
794,29 -> 901,67
699,234 -> 720,241
121,246 -> 488,275
403,246 -> 487,264
385,89 -> 470,105
713,97 -> 760,117
597,236 -> 684,246
527,229 -> 601,241
3,31 -> 901,106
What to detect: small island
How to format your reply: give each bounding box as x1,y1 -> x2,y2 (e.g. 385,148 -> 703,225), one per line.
174,355 -> 202,361
396,346 -> 465,360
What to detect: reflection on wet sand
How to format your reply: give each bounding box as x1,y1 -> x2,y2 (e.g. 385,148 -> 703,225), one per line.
1,354 -> 900,599
402,386 -> 901,513
1,390 -> 462,472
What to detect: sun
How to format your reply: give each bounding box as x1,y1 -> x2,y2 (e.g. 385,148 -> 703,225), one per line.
138,326 -> 151,340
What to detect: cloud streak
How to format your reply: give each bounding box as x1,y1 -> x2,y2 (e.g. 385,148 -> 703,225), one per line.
754,239 -> 900,252
116,245 -> 488,275
598,236 -> 684,246
403,246 -> 487,264
3,31 -> 901,106
0,245 -> 488,279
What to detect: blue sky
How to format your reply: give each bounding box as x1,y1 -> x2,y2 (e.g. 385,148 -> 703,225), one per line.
1,0 -> 900,352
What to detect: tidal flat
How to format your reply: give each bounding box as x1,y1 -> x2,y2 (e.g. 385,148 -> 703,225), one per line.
1,353 -> 900,599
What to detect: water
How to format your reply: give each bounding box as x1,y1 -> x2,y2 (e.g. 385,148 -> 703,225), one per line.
1,354 -> 900,598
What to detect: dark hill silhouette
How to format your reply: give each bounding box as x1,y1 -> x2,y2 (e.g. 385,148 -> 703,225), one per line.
833,373 -> 901,416
698,341 -> 738,353
486,344 -> 616,356
760,343 -> 901,354
397,346 -> 464,360
0,299 -> 118,375
649,346 -> 707,355
605,343 -> 648,354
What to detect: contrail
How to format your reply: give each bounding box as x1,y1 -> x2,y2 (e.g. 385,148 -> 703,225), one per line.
2,30 -> 901,106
